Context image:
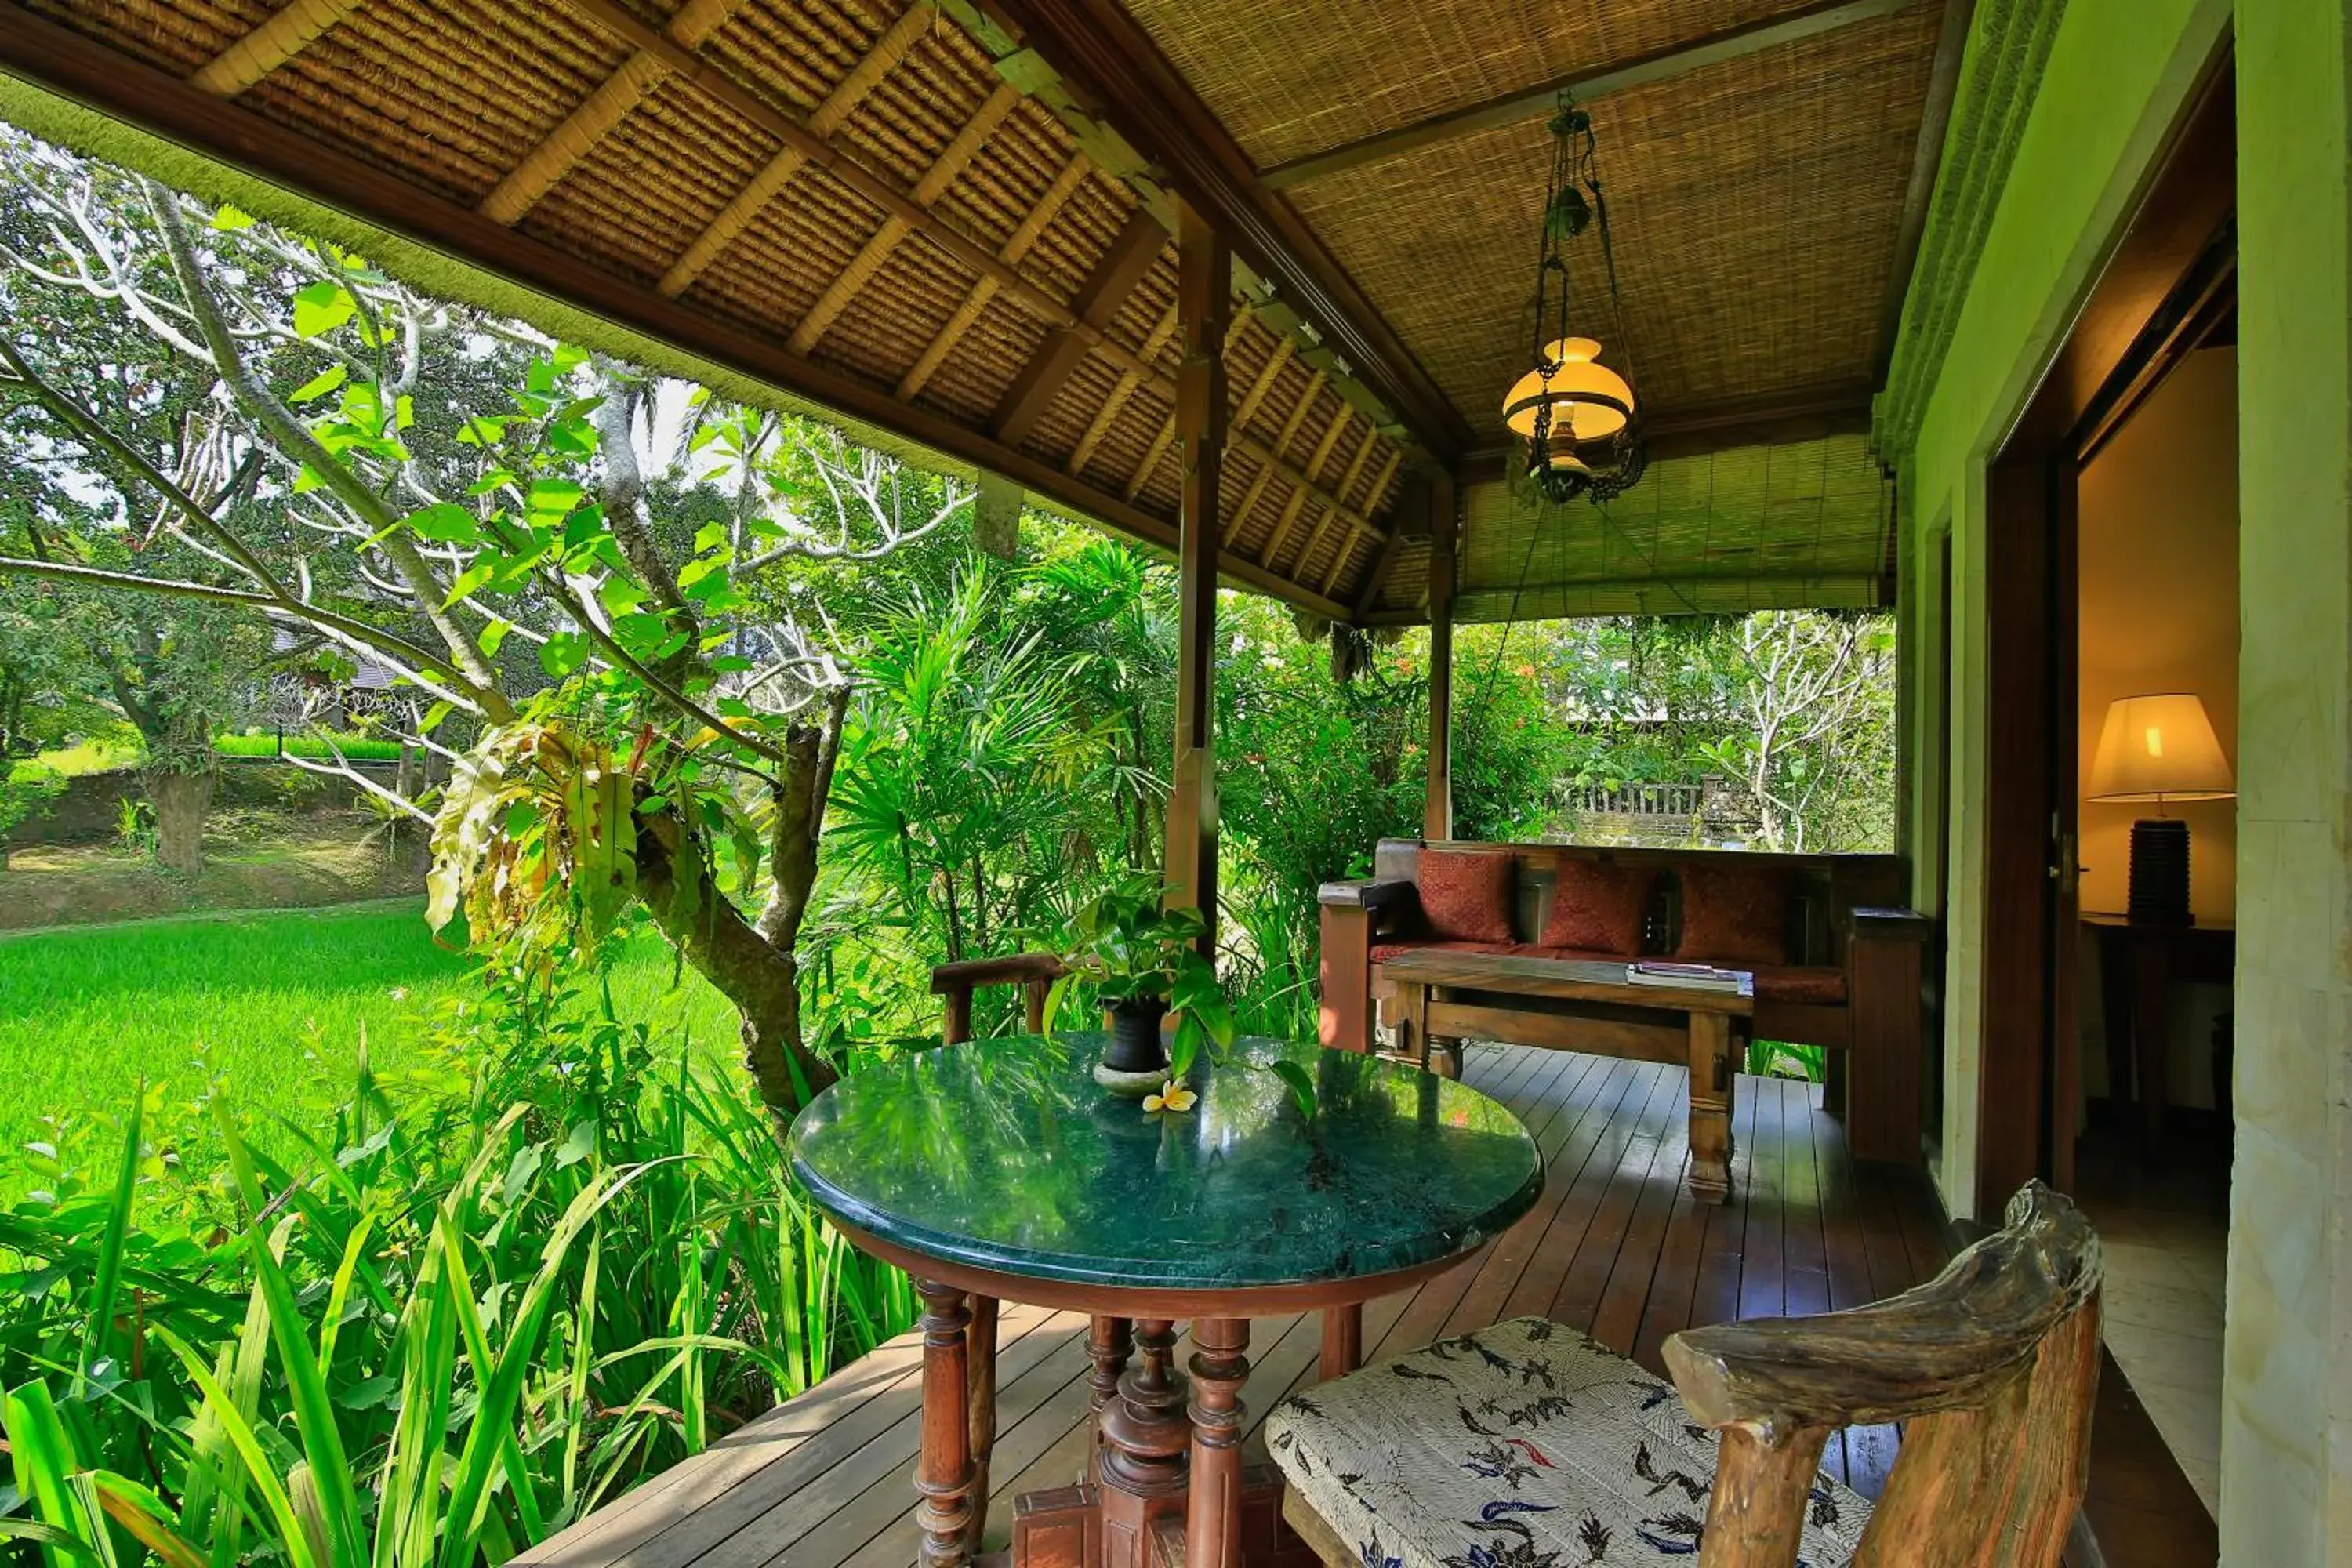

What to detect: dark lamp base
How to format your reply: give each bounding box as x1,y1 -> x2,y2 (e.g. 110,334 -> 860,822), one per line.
2125,817 -> 2194,927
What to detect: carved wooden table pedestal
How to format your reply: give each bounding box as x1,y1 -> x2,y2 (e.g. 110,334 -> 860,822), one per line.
788,1036 -> 1544,1568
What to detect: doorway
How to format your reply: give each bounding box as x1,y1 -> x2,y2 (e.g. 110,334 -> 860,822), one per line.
1975,58 -> 2235,1532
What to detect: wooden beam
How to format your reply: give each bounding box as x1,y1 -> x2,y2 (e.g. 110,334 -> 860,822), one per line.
1321,446 -> 1403,594
898,152 -> 1088,401
1297,433 -> 1380,592
1874,0 -> 1979,375
480,50 -> 671,223
1423,471 -> 1457,840
1220,361 -> 1320,543
984,0 -> 1472,460
991,206 -> 1168,446
1068,299 -> 1178,475
1349,497 -> 1415,617
481,0 -> 757,229
789,79 -> 1022,354
1260,0 -> 1915,190
190,0 -> 369,97
0,7 -> 1368,630
1261,405 -> 1348,568
1165,201 -> 1229,941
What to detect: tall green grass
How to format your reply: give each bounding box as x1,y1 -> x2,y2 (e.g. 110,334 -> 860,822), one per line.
0,963 -> 916,1566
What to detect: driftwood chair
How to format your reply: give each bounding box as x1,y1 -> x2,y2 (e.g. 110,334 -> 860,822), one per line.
1266,1182 -> 2101,1568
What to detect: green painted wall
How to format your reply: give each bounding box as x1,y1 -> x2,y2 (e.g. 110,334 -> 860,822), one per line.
1886,0 -> 2229,1216
1892,0 -> 2352,1555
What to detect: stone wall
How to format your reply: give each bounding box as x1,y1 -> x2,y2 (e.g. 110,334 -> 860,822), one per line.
2,760 -> 402,848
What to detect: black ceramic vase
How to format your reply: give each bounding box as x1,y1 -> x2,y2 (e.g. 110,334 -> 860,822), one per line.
1102,996 -> 1171,1074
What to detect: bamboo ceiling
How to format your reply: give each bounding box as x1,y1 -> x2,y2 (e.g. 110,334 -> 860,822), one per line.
0,0 -> 1955,623
1365,434 -> 1894,624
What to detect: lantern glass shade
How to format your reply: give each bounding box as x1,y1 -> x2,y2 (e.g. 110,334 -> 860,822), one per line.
1502,337 -> 1633,441
2088,693 -> 2235,801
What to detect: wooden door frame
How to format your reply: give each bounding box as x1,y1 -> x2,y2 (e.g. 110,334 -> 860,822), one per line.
1973,64 -> 2234,1213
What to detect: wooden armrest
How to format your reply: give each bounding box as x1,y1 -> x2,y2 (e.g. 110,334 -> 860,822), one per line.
928,952 -> 1066,994
1663,1182 -> 2099,1433
1848,906 -> 1932,942
1317,877 -> 1417,913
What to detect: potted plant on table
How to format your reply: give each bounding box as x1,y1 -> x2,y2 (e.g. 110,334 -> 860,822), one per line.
1052,885 -> 1237,1098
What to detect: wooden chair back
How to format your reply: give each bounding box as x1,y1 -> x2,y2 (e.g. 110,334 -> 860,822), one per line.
1664,1181 -> 2102,1567
928,953 -> 1065,1044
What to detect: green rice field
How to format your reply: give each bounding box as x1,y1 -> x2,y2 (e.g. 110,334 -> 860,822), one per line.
0,900 -> 739,1191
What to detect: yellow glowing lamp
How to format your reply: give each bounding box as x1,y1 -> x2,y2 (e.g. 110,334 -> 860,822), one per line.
1501,338 -> 1634,441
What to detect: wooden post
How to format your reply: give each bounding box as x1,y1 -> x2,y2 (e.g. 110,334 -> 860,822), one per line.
1318,1305 -> 1362,1382
915,1280 -> 977,1568
1184,1318 -> 1250,1568
966,1294 -> 999,1554
1687,1011 -> 1737,1203
1424,472 -> 1457,841
1166,201 -> 1229,946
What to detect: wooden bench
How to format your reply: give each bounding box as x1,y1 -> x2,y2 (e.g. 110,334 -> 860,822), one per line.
1383,948 -> 1751,1201
1319,838 -> 1931,1164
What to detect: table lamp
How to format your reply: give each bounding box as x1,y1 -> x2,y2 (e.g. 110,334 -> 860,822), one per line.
2089,692 -> 2234,925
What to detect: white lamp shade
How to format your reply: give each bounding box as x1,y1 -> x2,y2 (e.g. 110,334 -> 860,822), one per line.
1501,337 -> 1632,441
2088,693 -> 2234,801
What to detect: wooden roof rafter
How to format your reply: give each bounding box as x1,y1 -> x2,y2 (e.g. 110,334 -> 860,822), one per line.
976,0 -> 1474,463
207,0 -> 1414,588
1067,297 -> 1177,475
0,5 -> 1403,622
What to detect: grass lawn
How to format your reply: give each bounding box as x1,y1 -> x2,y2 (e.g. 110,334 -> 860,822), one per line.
0,900 -> 740,1194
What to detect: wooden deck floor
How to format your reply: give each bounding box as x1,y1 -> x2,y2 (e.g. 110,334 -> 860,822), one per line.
521,1045 -> 1952,1568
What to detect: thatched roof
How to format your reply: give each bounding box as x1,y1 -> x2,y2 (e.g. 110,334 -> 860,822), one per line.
0,0 -> 1956,622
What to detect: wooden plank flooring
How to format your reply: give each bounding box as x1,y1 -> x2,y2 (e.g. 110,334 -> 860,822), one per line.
518,1046 -> 1950,1568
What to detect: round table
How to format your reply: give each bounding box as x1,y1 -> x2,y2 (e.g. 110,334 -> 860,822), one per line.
789,1033 -> 1543,1568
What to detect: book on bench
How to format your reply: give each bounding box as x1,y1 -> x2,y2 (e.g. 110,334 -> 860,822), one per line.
1624,961 -> 1747,993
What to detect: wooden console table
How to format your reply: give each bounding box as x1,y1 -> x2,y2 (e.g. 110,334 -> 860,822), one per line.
2082,913 -> 2235,1152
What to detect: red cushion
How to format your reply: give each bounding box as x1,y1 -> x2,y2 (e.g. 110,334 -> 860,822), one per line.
1674,859 -> 1793,967
1369,938 -> 1516,964
1415,849 -> 1516,942
1752,966 -> 1848,1007
1537,859 -> 1651,955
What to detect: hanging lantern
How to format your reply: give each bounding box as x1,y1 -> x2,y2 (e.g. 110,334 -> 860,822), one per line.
1505,100 -> 1646,504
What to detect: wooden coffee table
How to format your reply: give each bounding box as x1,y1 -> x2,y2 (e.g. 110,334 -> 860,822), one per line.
1379,949 -> 1753,1203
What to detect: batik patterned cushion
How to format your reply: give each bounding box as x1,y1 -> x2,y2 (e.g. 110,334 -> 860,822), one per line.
1265,1317 -> 1869,1568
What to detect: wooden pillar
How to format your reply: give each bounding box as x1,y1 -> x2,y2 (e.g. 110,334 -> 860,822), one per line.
1166,201 -> 1229,942
914,1279 -> 976,1568
1423,472 -> 1457,840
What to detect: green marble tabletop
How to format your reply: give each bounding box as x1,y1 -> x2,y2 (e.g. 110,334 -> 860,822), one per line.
788,1034 -> 1544,1292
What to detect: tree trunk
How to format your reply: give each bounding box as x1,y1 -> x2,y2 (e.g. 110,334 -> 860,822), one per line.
146,768 -> 214,875
637,811 -> 838,1139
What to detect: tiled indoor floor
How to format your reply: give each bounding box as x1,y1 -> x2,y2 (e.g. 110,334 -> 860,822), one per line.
2074,1126 -> 2230,1515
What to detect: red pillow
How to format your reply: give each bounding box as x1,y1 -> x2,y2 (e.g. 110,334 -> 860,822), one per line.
1417,849 -> 1516,942
1538,859 -> 1652,956
1673,860 -> 1792,967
